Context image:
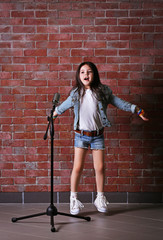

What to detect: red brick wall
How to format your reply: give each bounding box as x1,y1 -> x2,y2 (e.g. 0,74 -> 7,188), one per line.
0,0 -> 163,194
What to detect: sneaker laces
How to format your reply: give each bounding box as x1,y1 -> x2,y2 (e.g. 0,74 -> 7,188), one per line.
71,198 -> 84,210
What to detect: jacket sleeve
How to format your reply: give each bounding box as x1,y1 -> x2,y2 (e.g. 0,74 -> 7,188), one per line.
110,94 -> 136,113
55,94 -> 74,115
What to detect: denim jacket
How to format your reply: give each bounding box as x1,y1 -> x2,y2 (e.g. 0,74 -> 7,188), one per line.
55,85 -> 137,130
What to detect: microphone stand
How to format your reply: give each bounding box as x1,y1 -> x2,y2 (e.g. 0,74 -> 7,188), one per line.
11,101 -> 91,232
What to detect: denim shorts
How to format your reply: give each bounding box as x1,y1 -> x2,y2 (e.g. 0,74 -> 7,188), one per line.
74,132 -> 105,150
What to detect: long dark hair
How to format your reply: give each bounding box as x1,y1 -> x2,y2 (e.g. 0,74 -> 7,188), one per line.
72,61 -> 104,101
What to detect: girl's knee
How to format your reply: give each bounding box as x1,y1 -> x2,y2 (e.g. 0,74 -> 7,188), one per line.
72,166 -> 83,175
95,165 -> 104,174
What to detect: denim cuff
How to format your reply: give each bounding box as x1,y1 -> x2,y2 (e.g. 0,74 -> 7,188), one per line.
131,104 -> 137,114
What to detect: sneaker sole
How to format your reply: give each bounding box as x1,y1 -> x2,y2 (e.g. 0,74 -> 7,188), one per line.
70,209 -> 80,215
94,203 -> 108,213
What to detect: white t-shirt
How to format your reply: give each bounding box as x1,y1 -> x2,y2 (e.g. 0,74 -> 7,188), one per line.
79,89 -> 103,131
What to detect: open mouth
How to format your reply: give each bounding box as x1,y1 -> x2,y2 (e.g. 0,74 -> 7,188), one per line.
84,77 -> 89,81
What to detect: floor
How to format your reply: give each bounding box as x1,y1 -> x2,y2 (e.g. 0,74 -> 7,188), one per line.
0,203 -> 163,240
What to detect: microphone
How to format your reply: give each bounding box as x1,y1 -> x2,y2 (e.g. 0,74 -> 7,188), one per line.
52,93 -> 60,105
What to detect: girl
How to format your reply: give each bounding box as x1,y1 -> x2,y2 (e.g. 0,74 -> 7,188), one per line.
53,62 -> 148,215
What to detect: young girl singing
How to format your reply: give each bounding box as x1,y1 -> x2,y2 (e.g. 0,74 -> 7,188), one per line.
53,62 -> 148,215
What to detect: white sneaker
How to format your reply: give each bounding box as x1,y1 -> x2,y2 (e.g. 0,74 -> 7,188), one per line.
70,197 -> 84,215
94,194 -> 109,213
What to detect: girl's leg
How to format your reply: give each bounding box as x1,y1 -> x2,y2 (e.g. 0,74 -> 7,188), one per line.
70,147 -> 87,215
92,149 -> 105,192
92,149 -> 109,213
71,147 -> 87,192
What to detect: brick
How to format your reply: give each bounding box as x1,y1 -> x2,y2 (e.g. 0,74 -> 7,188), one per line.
1,80 -> 24,87
0,26 -> 11,33
25,186 -> 48,192
84,26 -> 107,33
49,64 -> 71,71
72,2 -> 95,10
1,33 -> 24,41
97,64 -> 118,72
13,132 -> 35,140
71,49 -> 94,56
36,41 -> 58,48
0,178 -> 13,185
24,49 -> 47,56
71,48 -> 96,57
60,26 -> 83,33
49,3 -> 71,10
0,57 -> 12,64
2,170 -> 24,177
37,57 -> 58,64
59,10 -> 81,18
48,19 -> 70,26
83,10 -> 105,18
0,18 -> 23,25
0,49 -> 23,57
60,57 -> 82,64
96,18 -> 118,26
60,41 -> 82,48
2,65 -> 25,72
131,41 -> 153,49
84,41 -> 106,48
109,26 -> 130,34
35,10 -> 57,18
26,170 -> 48,177
0,3 -> 23,11
24,3 -> 47,10
26,65 -> 49,71
95,49 -> 117,56
72,19 -> 93,25
13,42 -> 35,48
120,33 -> 143,41
37,26 -> 59,33
2,186 -> 20,192
49,33 -> 71,41
0,72 -> 12,79
13,26 -> 35,33
26,34 -> 48,41
73,33 -> 95,40
0,11 -> 10,18
14,178 -> 36,185
24,18 -> 47,25
11,11 -> 34,18
131,26 -> 154,33
107,57 -> 129,63
13,57 -> 35,64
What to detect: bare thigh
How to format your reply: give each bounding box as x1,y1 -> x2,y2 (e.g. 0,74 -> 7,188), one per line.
92,149 -> 105,171
73,147 -> 88,173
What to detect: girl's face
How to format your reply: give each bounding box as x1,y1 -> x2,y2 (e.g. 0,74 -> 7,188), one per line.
79,64 -> 94,89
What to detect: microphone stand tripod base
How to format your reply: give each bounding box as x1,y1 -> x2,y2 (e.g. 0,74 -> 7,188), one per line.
11,204 -> 91,232
11,103 -> 91,232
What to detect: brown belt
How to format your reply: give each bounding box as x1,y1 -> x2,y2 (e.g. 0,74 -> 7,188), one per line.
75,128 -> 104,137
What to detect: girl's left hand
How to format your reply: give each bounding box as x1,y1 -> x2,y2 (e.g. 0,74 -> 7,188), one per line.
139,113 -> 149,121
136,107 -> 149,121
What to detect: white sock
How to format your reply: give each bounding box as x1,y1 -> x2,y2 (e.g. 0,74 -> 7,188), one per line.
70,191 -> 78,198
97,192 -> 104,197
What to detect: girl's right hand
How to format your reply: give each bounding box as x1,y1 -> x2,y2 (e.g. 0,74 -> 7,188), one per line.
53,111 -> 58,120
